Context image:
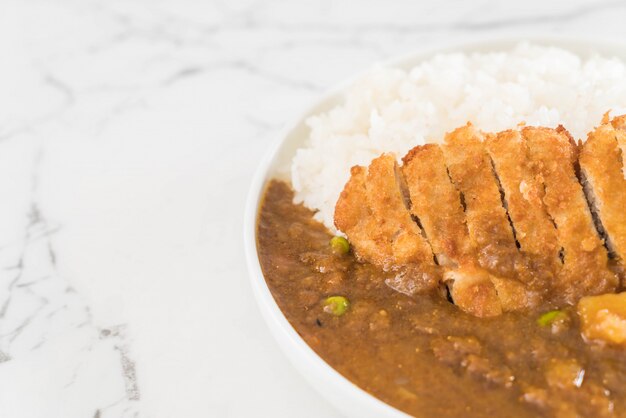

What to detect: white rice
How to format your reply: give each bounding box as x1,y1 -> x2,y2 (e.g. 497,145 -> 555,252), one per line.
291,42 -> 626,231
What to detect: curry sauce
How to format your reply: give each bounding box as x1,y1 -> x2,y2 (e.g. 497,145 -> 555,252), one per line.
258,180 -> 626,418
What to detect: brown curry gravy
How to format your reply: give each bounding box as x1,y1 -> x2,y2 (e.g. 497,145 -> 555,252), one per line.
257,180 -> 626,418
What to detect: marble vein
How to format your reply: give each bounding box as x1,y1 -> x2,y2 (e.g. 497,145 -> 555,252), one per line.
0,141 -> 139,416
458,0 -> 626,29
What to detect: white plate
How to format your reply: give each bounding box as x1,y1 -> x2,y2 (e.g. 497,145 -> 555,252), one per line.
243,36 -> 626,418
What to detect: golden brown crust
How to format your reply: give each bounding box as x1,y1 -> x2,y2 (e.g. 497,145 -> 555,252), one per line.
579,120 -> 626,280
334,154 -> 435,270
366,154 -> 436,267
402,143 -> 510,316
485,130 -> 561,292
524,126 -> 617,303
443,124 -> 536,312
443,125 -> 519,278
334,165 -> 368,233
402,144 -> 472,266
444,266 -> 502,318
334,165 -> 392,265
611,114 -> 626,130
610,114 -> 626,208
334,120 -> 624,316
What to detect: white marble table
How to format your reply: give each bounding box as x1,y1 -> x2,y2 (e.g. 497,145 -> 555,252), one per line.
2,0 -> 626,417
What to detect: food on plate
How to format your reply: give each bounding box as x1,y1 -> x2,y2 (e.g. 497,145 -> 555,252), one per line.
402,143 -> 505,317
401,144 -> 470,268
291,44 -> 626,232
335,121 -> 621,318
443,124 -> 531,314
486,129 -> 561,294
579,117 -> 626,283
524,126 -> 617,303
334,154 -> 437,278
258,167 -> 625,417
257,44 -> 626,418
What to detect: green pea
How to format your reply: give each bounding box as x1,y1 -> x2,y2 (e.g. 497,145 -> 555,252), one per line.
537,310 -> 566,327
330,236 -> 350,254
322,296 -> 350,316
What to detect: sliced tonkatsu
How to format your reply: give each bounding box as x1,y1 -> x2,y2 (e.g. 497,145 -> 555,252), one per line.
364,154 -> 436,268
611,115 -> 626,166
442,265 -> 503,318
334,119 -> 623,317
486,130 -> 561,295
401,144 -> 472,267
443,125 -> 533,312
334,166 -> 380,262
524,126 -> 618,303
402,143 -> 503,317
579,120 -> 626,283
334,154 -> 440,292
442,124 -> 520,279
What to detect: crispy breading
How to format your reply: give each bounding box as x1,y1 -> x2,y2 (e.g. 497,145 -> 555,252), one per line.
579,121 -> 626,283
402,143 -> 507,316
334,120 -> 624,317
366,154 -> 436,267
610,115 -> 626,170
334,154 -> 435,271
444,266 -> 502,318
611,114 -> 626,129
334,165 -> 368,233
402,144 -> 473,266
443,124 -> 535,312
524,126 -> 618,303
489,275 -> 531,312
334,165 -> 390,265
443,125 -> 520,279
486,130 -> 561,291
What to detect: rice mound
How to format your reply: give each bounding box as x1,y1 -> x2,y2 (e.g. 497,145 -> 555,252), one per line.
291,42 -> 626,232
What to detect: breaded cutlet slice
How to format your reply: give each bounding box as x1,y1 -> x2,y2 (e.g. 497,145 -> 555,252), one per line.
366,154 -> 436,268
402,143 -> 507,317
334,154 -> 436,271
579,121 -> 626,281
486,130 -> 561,290
610,115 -> 626,174
334,165 -> 389,264
443,124 -> 529,312
443,124 -> 519,278
401,144 -> 473,267
524,126 -> 618,303
610,113 -> 625,129
443,266 -> 502,318
611,114 -> 626,174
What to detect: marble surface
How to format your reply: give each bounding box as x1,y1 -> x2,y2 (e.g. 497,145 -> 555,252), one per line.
3,0 -> 626,417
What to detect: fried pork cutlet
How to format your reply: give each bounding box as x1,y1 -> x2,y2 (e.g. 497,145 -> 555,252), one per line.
401,144 -> 472,267
524,126 -> 618,304
610,113 -> 625,129
402,143 -> 505,317
579,121 -> 626,283
486,130 -> 561,293
443,266 -> 502,318
334,166 -> 383,263
443,125 -> 519,277
334,118 -> 624,317
334,154 -> 439,292
611,115 -> 626,166
443,124 -> 531,312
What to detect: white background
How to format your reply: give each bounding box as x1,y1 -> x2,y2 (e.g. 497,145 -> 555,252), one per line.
2,0 -> 626,417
